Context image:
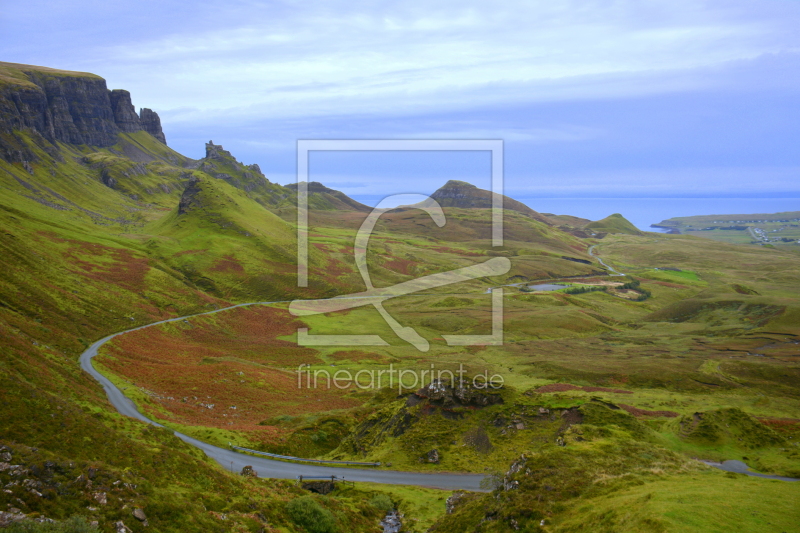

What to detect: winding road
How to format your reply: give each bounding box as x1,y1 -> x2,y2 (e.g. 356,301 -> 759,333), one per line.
79,301 -> 486,491
81,294 -> 798,486
588,244 -> 625,276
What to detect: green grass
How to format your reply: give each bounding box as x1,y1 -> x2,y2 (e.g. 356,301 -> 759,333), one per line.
2,108 -> 800,531
554,472 -> 800,532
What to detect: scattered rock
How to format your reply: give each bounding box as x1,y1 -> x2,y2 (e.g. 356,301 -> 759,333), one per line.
426,449 -> 440,464
0,510 -> 26,527
114,520 -> 133,533
445,491 -> 467,514
93,491 -> 107,505
132,508 -> 148,526
412,379 -> 503,409
380,510 -> 402,533
0,452 -> 11,462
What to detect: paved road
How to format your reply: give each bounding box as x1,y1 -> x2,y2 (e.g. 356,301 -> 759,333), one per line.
79,301 -> 486,491
588,244 -> 625,276
700,460 -> 798,482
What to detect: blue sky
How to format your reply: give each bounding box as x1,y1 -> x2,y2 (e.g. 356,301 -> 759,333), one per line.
2,0 -> 799,226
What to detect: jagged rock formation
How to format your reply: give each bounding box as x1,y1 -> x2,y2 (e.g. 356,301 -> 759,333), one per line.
205,140 -> 231,160
109,89 -> 142,133
0,62 -> 166,162
139,108 -> 165,143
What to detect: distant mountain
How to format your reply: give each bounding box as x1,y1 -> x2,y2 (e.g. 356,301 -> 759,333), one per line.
285,181 -> 371,212
584,213 -> 643,235
429,180 -> 555,225
542,213 -> 592,227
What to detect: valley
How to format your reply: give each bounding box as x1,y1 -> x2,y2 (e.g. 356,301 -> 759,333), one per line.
1,62 -> 799,532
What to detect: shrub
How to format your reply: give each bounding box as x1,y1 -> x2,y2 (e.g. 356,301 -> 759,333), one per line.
564,285 -> 605,295
620,279 -> 640,290
368,493 -> 394,512
286,495 -> 338,533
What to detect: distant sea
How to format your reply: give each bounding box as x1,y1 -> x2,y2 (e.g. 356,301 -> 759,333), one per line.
491,197 -> 800,232
349,195 -> 800,232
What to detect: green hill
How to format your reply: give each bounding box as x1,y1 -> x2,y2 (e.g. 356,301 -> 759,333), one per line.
429,180 -> 556,225
3,62 -> 800,532
584,212 -> 644,235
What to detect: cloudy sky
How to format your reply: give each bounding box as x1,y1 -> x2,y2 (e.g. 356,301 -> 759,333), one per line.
2,0 -> 799,224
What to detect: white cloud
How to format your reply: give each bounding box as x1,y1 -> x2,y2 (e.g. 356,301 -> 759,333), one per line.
82,0 -> 800,121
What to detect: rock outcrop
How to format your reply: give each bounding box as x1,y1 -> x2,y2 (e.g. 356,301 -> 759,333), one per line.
139,108 -> 166,144
178,176 -> 203,215
0,62 -> 166,163
109,89 -> 142,133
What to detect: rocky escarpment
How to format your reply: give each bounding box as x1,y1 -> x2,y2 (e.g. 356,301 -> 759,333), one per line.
0,62 -> 166,162
195,140 -> 290,206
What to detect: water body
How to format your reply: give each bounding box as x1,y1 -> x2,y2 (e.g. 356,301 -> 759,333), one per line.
527,283 -> 566,291
516,197 -> 800,232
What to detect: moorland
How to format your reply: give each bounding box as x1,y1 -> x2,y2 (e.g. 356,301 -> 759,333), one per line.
1,61 -> 799,532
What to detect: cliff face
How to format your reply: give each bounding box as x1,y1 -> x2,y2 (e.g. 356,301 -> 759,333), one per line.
0,62 -> 166,162
139,107 -> 166,144
109,89 -> 142,134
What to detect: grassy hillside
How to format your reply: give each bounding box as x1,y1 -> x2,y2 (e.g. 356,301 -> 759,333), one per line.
1,64 -> 799,531
584,213 -> 644,235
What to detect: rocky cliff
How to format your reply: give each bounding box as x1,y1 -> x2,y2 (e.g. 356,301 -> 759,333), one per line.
0,62 -> 166,162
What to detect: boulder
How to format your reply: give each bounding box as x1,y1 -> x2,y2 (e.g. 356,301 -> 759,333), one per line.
114,521 -> 133,533
132,508 -> 148,526
426,449 -> 440,464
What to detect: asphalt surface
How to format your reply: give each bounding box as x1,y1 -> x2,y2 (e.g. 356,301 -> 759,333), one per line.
700,460 -> 799,482
588,244 -> 625,275
79,301 -> 487,491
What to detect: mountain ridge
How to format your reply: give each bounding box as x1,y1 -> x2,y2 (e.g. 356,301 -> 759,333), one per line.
428,179 -> 556,225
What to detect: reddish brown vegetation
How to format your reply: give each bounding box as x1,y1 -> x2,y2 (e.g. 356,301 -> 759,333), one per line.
381,257 -> 415,275
758,418 -> 800,436
209,255 -> 245,273
98,306 -> 362,433
173,249 -> 206,257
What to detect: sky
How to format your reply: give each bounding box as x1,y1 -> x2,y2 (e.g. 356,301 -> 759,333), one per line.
2,0 -> 799,227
